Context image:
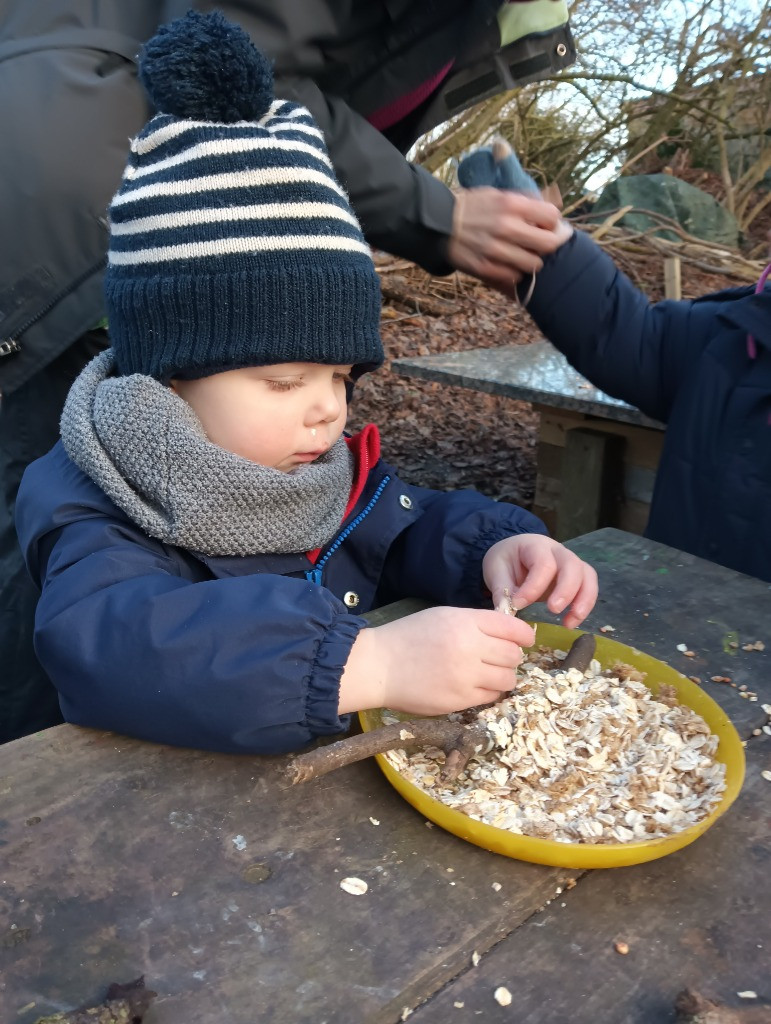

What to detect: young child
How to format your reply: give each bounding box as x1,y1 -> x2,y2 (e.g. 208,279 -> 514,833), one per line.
457,142 -> 771,582
14,12 -> 597,755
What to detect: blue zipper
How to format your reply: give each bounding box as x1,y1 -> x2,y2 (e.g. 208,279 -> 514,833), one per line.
305,475 -> 391,585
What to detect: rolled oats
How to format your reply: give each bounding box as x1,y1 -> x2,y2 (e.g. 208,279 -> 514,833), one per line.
382,647 -> 727,845
340,877 -> 368,895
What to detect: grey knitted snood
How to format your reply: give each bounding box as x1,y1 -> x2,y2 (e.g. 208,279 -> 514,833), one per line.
60,351 -> 355,557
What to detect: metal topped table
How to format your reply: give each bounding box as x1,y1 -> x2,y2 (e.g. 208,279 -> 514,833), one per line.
392,342 -> 666,539
392,340 -> 663,430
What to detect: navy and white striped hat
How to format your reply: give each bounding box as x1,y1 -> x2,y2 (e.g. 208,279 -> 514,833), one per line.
105,11 -> 383,382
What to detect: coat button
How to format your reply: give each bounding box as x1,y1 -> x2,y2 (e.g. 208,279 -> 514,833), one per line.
399,494 -> 413,509
343,591 -> 360,608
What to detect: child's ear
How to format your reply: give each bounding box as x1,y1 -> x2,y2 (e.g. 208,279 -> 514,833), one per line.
168,380 -> 178,392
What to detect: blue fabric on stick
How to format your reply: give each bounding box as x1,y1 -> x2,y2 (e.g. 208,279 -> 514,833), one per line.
457,145 -> 539,193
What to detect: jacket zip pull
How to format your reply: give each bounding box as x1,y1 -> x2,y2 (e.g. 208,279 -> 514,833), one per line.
1,256 -> 107,357
0,339 -> 21,359
306,568 -> 323,585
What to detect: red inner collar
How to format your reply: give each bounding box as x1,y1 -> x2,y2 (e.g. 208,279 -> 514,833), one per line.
306,424 -> 380,564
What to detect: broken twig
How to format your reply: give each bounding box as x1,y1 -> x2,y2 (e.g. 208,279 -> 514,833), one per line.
561,633 -> 596,671
288,719 -> 491,785
288,634 -> 598,785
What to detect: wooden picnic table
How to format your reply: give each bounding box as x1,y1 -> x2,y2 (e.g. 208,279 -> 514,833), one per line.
391,341 -> 667,541
1,528 -> 769,1024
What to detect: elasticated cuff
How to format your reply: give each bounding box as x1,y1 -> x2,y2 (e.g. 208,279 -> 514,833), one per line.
304,612 -> 367,734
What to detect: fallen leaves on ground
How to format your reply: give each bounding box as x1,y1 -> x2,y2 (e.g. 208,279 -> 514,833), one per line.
349,241 -> 756,506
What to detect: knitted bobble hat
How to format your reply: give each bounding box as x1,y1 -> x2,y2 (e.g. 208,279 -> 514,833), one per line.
105,10 -> 383,382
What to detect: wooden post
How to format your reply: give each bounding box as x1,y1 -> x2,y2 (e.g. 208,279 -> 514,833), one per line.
556,428 -> 625,541
664,256 -> 682,300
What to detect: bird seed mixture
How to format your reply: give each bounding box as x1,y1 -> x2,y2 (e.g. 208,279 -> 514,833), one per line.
382,646 -> 727,844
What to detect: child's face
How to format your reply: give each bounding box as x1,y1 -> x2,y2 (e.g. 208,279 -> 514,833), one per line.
171,362 -> 352,472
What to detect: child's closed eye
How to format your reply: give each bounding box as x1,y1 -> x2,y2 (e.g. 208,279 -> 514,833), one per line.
266,378 -> 304,392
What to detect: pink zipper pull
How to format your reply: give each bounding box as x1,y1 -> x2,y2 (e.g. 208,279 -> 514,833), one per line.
747,261 -> 771,358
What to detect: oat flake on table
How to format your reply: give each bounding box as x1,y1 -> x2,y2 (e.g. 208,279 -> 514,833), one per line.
382,647 -> 727,845
340,877 -> 368,895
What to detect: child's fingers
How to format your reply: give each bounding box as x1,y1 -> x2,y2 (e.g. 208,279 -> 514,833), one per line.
560,568 -> 599,629
469,687 -> 509,706
544,556 -> 586,615
480,635 -> 527,670
477,609 -> 536,648
485,540 -> 597,626
504,555 -> 557,612
490,581 -> 527,613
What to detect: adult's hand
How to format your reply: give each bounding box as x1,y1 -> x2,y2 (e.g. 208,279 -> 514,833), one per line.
447,188 -> 573,294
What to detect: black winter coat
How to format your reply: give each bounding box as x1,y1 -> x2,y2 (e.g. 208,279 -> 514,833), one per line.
0,0 -> 574,398
0,0 -> 165,400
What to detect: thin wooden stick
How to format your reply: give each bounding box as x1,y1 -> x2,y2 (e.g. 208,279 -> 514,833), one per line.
287,634 -> 597,785
287,719 -> 490,785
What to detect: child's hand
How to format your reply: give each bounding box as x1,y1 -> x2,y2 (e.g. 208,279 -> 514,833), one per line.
338,606 -> 535,717
482,534 -> 598,629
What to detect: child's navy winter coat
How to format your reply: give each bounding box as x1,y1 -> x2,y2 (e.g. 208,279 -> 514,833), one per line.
15,427 -> 546,755
529,229 -> 771,582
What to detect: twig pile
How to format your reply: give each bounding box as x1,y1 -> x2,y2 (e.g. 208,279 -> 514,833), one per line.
575,208 -> 764,282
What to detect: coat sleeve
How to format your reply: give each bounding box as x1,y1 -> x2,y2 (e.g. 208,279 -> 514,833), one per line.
272,77 -> 455,275
376,483 -> 548,607
526,229 -> 716,424
17,466 -> 363,756
188,0 -> 455,274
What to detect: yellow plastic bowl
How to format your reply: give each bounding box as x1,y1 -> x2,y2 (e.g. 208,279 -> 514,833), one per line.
359,623 -> 745,868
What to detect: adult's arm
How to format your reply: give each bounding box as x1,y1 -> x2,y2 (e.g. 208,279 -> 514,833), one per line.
274,77 -> 455,274
181,3 -> 572,277
526,228 -> 719,423
184,0 -> 454,273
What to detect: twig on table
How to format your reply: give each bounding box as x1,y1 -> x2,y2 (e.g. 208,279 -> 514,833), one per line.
287,635 -> 597,785
287,719 -> 492,785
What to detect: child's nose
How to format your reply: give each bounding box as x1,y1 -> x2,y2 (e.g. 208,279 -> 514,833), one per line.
315,383 -> 343,422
